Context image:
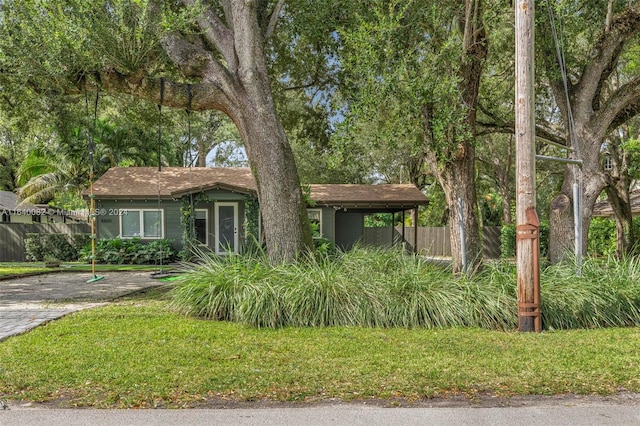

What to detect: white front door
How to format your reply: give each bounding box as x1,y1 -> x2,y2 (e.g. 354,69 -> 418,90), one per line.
215,202 -> 238,254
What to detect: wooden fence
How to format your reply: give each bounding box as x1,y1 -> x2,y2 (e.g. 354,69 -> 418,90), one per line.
363,226 -> 502,258
0,223 -> 90,262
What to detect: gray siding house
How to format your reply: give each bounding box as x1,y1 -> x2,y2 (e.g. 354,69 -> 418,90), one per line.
89,167 -> 428,253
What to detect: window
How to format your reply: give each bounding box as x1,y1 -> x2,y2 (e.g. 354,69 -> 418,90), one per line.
1,211 -> 9,223
308,209 -> 322,239
195,209 -> 208,245
120,209 -> 164,239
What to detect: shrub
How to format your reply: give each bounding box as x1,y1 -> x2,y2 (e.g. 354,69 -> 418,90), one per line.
25,233 -> 88,262
82,237 -> 176,265
501,222 -> 549,258
24,234 -> 46,262
588,217 -> 617,256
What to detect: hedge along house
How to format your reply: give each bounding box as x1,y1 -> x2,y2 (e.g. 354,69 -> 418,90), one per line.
88,167 -> 429,254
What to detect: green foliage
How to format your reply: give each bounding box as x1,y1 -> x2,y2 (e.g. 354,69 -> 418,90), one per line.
587,217 -> 640,256
178,193 -> 214,260
24,233 -> 88,262
173,248 -> 640,331
179,196 -> 197,260
364,213 -> 394,228
82,237 -> 176,265
243,198 -> 262,255
541,256 -> 640,329
419,183 -> 448,226
587,217 -> 618,256
500,222 -> 549,258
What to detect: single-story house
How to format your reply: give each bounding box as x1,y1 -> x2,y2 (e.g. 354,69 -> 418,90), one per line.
592,189 -> 640,218
0,191 -> 86,224
88,167 -> 429,254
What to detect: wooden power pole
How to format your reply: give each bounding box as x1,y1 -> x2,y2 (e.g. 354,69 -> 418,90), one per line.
515,0 -> 541,332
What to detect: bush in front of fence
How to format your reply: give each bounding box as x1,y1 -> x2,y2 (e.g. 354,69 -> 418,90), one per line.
500,222 -> 549,258
24,233 -> 90,262
81,237 -> 176,265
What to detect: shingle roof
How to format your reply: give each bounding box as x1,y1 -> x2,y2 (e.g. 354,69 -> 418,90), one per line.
309,184 -> 428,208
90,167 -> 257,199
0,191 -> 38,211
90,167 -> 428,208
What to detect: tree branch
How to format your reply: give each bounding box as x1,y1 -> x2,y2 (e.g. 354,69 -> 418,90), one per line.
181,0 -> 239,73
161,33 -> 238,103
574,4 -> 640,118
265,0 -> 286,39
87,68 -> 237,116
476,121 -> 568,147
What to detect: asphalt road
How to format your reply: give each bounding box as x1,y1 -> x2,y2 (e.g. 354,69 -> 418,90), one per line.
1,402 -> 640,426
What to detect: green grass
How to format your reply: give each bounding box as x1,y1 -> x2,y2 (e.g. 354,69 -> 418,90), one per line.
0,262 -> 51,277
0,299 -> 638,408
2,249 -> 640,408
0,262 -> 165,278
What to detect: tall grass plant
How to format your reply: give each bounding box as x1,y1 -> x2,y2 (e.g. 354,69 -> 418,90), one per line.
170,246 -> 640,330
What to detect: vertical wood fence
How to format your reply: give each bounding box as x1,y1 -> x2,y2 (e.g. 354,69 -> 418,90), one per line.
0,223 -> 90,262
363,226 -> 502,258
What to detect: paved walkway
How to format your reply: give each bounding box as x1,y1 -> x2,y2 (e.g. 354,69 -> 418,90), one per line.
0,271 -> 164,341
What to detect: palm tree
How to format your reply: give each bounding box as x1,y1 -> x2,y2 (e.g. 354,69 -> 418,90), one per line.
16,148 -> 87,206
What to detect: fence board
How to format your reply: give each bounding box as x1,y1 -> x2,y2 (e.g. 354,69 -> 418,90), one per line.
0,223 -> 90,262
362,226 -> 501,258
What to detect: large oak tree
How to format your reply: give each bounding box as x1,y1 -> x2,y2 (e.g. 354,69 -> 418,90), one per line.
1,0 -> 313,262
538,2 -> 640,261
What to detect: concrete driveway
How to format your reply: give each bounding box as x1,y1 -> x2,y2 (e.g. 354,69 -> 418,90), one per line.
0,271 -> 164,341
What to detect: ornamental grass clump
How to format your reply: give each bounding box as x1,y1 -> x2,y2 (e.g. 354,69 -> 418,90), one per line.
171,251 -> 278,322
541,256 -> 640,329
170,246 -> 640,330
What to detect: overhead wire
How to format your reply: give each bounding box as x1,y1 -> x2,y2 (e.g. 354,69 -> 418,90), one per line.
545,0 -> 583,275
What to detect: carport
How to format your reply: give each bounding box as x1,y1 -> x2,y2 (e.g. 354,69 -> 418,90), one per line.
308,184 -> 429,252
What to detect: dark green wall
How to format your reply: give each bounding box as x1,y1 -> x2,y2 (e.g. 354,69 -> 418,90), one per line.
96,189 -> 251,252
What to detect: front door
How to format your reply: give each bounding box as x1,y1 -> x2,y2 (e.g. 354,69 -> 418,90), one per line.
215,202 -> 238,254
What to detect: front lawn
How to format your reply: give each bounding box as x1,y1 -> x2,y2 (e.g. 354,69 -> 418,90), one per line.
0,262 -> 166,278
0,262 -> 51,277
0,298 -> 638,408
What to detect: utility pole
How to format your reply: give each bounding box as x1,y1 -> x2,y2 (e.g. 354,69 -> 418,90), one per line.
515,0 -> 541,332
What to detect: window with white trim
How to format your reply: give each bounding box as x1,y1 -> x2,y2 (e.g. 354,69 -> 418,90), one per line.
120,209 -> 164,239
308,208 -> 322,239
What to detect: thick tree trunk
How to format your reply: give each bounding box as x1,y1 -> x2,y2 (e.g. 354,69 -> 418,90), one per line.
230,56 -> 313,262
437,148 -> 483,274
237,112 -> 313,263
548,157 -> 607,263
602,132 -> 635,257
540,5 -> 640,263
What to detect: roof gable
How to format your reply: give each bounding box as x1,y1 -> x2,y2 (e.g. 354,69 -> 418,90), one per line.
90,167 -> 256,199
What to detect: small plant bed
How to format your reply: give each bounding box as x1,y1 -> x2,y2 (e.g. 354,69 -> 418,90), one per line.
0,300 -> 638,408
80,238 -> 177,265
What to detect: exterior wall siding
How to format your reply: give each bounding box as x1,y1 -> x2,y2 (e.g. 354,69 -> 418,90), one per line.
96,190 -> 251,252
